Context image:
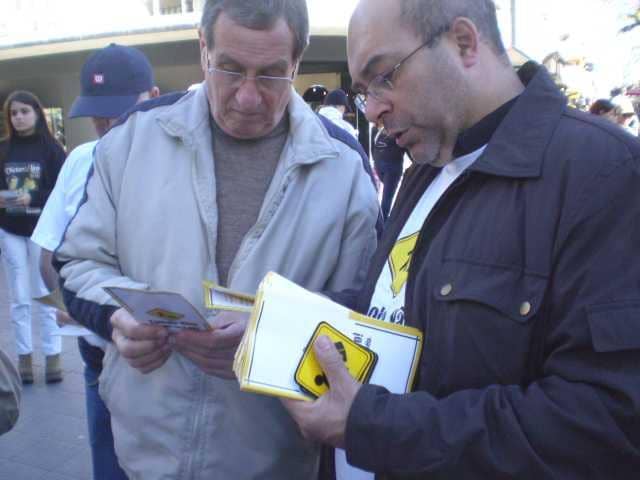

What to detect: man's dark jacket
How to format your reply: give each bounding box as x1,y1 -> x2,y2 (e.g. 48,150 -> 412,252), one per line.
337,66 -> 640,478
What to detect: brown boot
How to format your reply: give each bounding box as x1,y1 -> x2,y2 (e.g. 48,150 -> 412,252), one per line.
19,354 -> 34,384
45,354 -> 63,383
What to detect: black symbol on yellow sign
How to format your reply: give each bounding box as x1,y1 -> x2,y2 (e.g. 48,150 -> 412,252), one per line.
388,232 -> 419,297
296,323 -> 377,399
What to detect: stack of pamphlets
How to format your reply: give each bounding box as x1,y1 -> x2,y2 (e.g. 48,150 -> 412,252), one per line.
233,272 -> 423,402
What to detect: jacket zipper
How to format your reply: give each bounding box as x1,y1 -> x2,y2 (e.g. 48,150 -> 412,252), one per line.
226,163 -> 301,285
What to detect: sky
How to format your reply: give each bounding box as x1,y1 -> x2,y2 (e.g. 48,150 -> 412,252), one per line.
516,0 -> 640,94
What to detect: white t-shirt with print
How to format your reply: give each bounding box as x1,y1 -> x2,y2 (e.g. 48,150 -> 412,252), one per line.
337,146 -> 486,480
367,146 -> 486,326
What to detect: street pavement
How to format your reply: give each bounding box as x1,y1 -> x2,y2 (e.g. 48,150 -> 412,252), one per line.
0,266 -> 93,480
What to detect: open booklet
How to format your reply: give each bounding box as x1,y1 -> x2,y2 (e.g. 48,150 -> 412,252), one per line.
233,272 -> 423,402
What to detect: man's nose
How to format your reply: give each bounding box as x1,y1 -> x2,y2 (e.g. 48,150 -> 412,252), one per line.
234,78 -> 262,111
364,96 -> 390,124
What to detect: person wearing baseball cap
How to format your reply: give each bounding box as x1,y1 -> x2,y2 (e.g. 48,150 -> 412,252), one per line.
31,43 -> 159,480
318,88 -> 359,139
69,42 -> 159,136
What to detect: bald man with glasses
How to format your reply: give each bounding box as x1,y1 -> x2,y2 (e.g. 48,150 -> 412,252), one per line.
284,0 -> 640,479
54,1 -> 379,479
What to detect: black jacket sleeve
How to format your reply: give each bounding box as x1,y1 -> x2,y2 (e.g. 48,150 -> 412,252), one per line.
61,282 -> 116,342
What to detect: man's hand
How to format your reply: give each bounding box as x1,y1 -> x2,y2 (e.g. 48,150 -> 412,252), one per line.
111,308 -> 171,374
56,310 -> 80,327
172,311 -> 248,379
282,335 -> 362,449
15,193 -> 31,207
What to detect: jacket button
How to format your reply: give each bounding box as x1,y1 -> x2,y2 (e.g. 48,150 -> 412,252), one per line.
440,284 -> 453,296
520,302 -> 532,316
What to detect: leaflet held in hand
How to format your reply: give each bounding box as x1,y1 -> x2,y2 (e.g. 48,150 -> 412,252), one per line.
103,287 -> 211,332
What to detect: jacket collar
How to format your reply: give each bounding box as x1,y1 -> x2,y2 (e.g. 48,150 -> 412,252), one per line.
469,65 -> 567,179
156,82 -> 339,166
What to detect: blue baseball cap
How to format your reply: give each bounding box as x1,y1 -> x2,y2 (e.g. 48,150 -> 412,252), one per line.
69,43 -> 154,119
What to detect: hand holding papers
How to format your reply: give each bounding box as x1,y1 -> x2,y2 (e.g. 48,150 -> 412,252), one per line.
172,311 -> 249,379
233,272 -> 423,401
110,308 -> 172,374
233,273 -> 423,480
104,287 -> 211,374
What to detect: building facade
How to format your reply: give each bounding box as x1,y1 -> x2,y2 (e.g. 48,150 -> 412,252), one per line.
1,0 -> 529,148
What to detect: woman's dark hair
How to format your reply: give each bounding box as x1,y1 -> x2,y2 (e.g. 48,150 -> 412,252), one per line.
589,99 -> 617,116
2,90 -> 55,143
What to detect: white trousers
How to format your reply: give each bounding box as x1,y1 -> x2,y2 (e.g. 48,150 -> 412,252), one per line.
0,229 -> 60,356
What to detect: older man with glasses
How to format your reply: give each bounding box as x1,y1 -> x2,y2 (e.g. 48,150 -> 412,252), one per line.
54,1 -> 379,479
284,0 -> 640,479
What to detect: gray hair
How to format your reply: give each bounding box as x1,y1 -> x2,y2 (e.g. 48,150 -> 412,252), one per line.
401,0 -> 506,55
200,0 -> 310,61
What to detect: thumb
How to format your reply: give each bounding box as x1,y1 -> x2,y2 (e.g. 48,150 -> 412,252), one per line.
314,335 -> 350,387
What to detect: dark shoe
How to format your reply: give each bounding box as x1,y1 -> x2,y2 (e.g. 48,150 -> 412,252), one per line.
19,354 -> 34,384
45,354 -> 63,383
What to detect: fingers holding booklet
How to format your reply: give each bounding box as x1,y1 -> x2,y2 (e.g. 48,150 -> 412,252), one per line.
173,311 -> 249,379
103,285 -> 252,377
110,307 -> 171,374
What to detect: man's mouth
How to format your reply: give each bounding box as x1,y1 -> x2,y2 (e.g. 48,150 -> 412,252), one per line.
390,129 -> 409,147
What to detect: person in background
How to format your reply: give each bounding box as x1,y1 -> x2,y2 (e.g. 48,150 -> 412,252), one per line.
319,88 -> 359,139
0,345 -> 21,436
0,90 -> 65,384
588,98 -> 619,124
32,43 -> 159,480
371,121 -> 405,220
612,95 -> 639,136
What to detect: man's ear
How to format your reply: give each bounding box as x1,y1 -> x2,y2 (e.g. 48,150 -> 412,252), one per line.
449,17 -> 479,68
149,86 -> 161,99
198,28 -> 209,73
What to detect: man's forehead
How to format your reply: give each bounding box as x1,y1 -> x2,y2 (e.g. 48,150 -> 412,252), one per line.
348,1 -> 414,85
212,13 -> 295,63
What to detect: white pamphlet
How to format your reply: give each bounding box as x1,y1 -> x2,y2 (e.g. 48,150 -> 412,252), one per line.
104,287 -> 211,332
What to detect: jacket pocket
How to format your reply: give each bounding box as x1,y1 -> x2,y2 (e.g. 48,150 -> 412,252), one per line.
427,259 -> 549,389
587,301 -> 640,352
434,259 -> 548,322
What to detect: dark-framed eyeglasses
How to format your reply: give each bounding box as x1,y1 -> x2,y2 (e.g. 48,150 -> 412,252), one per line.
355,25 -> 449,113
207,57 -> 294,93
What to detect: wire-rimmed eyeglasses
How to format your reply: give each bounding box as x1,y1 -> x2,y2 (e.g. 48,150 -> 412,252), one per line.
354,25 -> 449,113
207,58 -> 294,92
